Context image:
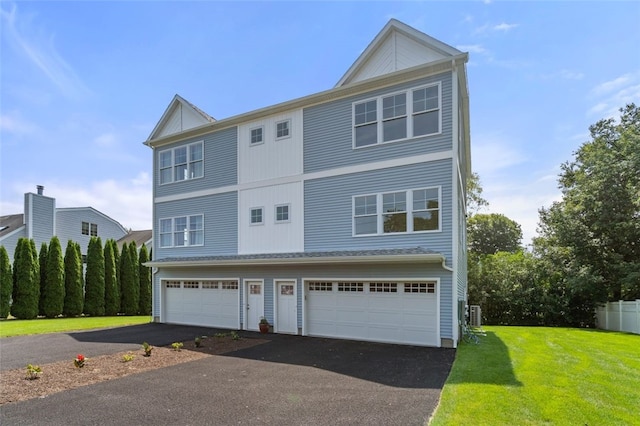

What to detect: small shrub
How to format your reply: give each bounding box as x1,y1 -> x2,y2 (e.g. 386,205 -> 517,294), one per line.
121,353 -> 135,363
195,337 -> 202,347
230,331 -> 240,341
171,342 -> 183,351
142,341 -> 153,357
74,354 -> 86,368
214,332 -> 227,338
26,364 -> 42,380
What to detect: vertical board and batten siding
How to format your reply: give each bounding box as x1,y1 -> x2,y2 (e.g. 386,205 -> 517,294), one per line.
304,159 -> 453,264
24,193 -> 55,249
303,73 -> 452,173
154,192 -> 237,259
238,182 -> 304,254
55,209 -> 127,255
151,262 -> 453,340
154,126 -> 237,198
237,110 -> 303,184
155,104 -> 210,139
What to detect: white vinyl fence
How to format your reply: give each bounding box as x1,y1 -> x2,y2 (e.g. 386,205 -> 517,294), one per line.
595,300 -> 640,335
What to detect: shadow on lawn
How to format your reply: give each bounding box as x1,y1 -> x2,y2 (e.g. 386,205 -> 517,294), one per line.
445,330 -> 522,386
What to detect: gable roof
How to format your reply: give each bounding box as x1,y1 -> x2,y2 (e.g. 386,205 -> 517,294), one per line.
147,94 -> 216,142
336,19 -> 464,87
0,214 -> 25,238
117,229 -> 152,250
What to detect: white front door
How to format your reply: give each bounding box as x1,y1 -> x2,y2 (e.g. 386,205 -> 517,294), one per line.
245,280 -> 264,331
276,280 -> 297,334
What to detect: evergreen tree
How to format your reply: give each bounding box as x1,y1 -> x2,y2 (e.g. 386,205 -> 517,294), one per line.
120,243 -> 139,315
0,246 -> 12,318
38,242 -> 48,316
11,238 -> 39,319
104,240 -> 119,315
138,244 -> 152,316
84,237 -> 105,316
63,240 -> 84,316
42,237 -> 65,317
112,241 -> 121,311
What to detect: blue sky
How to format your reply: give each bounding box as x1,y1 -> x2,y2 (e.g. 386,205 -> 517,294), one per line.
1,1 -> 639,245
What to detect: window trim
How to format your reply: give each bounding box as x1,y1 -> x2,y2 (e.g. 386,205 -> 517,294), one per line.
274,203 -> 291,224
352,186 -> 441,237
158,141 -> 204,185
250,207 -> 264,226
158,214 -> 205,248
275,119 -> 291,140
250,126 -> 264,146
352,82 -> 442,149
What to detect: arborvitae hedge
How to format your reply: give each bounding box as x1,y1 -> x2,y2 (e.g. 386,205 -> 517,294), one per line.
129,242 -> 139,306
138,244 -> 151,316
0,246 -> 12,318
84,237 -> 105,316
120,243 -> 138,315
42,237 -> 65,318
38,242 -> 48,316
11,238 -> 39,319
104,240 -> 119,316
63,240 -> 84,316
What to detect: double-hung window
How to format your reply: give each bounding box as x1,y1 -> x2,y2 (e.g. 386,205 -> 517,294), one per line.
353,187 -> 440,235
158,142 -> 204,184
353,83 -> 440,148
159,215 -> 204,248
82,222 -> 98,236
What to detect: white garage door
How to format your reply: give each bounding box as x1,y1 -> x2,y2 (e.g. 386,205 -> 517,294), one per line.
164,280 -> 239,329
306,281 -> 438,346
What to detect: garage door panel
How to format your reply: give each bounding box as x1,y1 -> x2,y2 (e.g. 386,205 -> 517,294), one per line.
164,280 -> 239,329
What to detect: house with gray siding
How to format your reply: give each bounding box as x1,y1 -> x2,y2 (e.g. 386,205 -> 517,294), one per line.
144,19 -> 471,347
0,186 -> 138,262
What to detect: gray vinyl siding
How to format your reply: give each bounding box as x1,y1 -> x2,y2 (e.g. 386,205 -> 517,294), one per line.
24,194 -> 55,250
304,73 -> 453,173
304,159 -> 453,264
154,191 -> 238,259
152,262 -> 454,340
55,209 -> 127,256
154,127 -> 238,198
0,227 -> 26,263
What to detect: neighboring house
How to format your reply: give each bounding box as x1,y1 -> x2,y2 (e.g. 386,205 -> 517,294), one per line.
117,229 -> 153,254
0,186 -> 146,262
144,19 -> 471,348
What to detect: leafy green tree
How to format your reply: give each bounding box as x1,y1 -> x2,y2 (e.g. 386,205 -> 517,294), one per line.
119,243 -> 138,315
0,246 -> 13,318
11,238 -> 39,319
467,172 -> 489,214
42,237 -> 65,317
104,240 -> 119,316
537,104 -> 640,302
38,242 -> 48,316
63,240 -> 84,316
84,237 -> 105,316
138,244 -> 151,316
468,213 -> 522,255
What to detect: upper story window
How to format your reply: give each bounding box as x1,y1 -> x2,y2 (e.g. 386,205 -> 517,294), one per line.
250,126 -> 264,145
159,215 -> 204,248
353,187 -> 440,236
353,83 -> 441,148
275,204 -> 290,223
275,119 -> 291,139
250,207 -> 264,225
82,222 -> 98,236
159,141 -> 204,185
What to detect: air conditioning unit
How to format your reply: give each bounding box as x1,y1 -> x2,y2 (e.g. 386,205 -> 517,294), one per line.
469,305 -> 482,327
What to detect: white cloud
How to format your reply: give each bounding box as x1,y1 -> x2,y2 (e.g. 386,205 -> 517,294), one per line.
559,69 -> 584,80
0,111 -> 38,135
94,133 -> 118,148
493,22 -> 518,32
590,74 -> 633,97
587,71 -> 640,119
456,44 -> 488,55
0,3 -> 90,99
472,138 -> 527,176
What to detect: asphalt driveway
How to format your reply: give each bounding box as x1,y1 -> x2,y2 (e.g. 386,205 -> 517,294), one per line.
0,324 -> 455,425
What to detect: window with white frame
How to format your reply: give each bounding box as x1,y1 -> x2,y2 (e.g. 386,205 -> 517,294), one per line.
353,187 -> 440,236
250,126 -> 264,145
158,142 -> 204,184
250,207 -> 264,225
275,204 -> 290,223
353,83 -> 440,148
159,215 -> 204,248
275,119 -> 291,139
82,222 -> 98,236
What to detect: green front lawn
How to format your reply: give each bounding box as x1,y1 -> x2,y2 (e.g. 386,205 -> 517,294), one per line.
0,316 -> 151,338
430,326 -> 640,425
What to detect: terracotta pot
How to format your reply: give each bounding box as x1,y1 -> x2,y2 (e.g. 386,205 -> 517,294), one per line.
259,323 -> 269,333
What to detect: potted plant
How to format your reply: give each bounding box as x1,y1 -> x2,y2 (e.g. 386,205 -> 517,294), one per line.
259,317 -> 270,334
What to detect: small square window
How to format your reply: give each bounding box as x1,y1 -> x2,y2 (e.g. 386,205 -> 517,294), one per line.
276,120 -> 290,139
275,204 -> 290,223
250,127 -> 264,145
81,222 -> 89,235
250,207 -> 264,225
90,223 -> 98,236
